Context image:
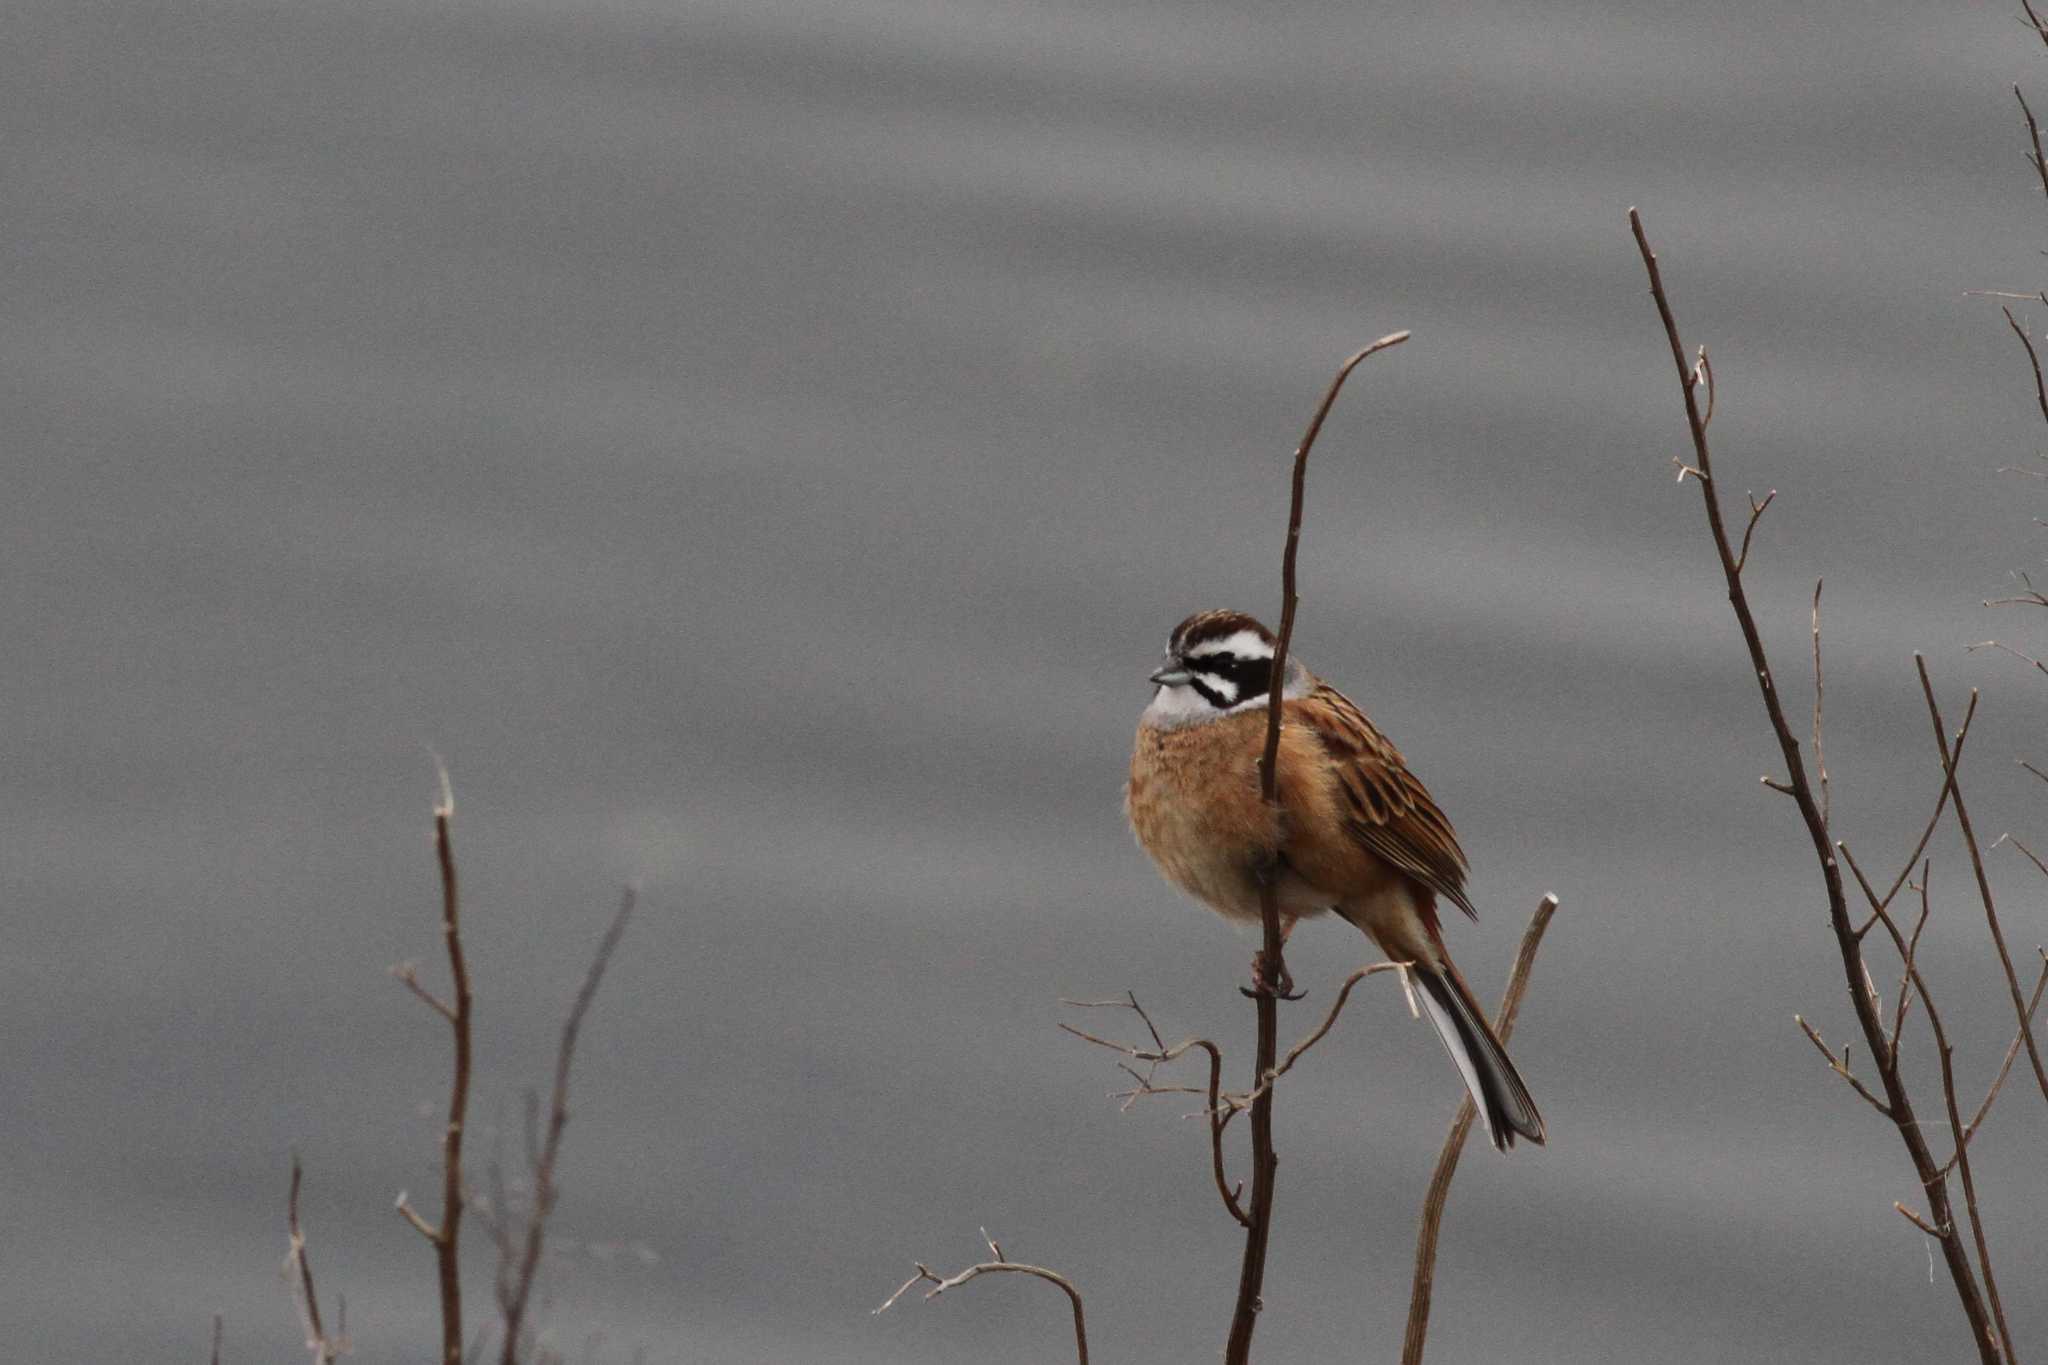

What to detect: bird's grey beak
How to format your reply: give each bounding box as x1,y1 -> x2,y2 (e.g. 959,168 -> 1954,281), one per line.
1150,662 -> 1195,686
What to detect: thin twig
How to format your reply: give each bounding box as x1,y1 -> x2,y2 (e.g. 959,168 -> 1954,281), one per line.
1059,998 -> 1247,1224
1915,658 -> 2048,1114
2021,86 -> 2048,203
1811,580 -> 1829,827
499,888 -> 637,1365
1837,690 -> 1975,940
1869,880 -> 2019,1365
2004,307 -> 2048,429
285,1157 -> 344,1364
1401,895 -> 1559,1365
210,1314 -> 223,1365
1942,952 -> 2048,1177
875,1230 -> 1088,1365
1229,962 -> 1411,1113
1795,1015 -> 1892,1116
1227,333 -> 1407,1365
1734,489 -> 1776,574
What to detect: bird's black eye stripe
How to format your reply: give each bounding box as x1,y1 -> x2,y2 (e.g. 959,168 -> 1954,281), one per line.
1185,654 -> 1274,704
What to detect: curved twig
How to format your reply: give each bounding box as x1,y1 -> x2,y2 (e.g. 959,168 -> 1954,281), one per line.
875,1230 -> 1088,1365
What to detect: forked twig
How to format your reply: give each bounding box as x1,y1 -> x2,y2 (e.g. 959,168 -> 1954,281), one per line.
1059,994 -> 1246,1225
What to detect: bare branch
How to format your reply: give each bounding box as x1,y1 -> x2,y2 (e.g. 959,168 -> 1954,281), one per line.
499,888 -> 638,1365
1228,335 -> 1407,1365
1811,580 -> 1829,827
1629,208 -> 2000,1362
285,1158 -> 345,1364
2005,306 -> 2048,429
1796,1015 -> 1892,1116
1060,1002 -> 1246,1224
210,1314 -> 223,1365
1229,962 -> 1411,1113
1915,657 -> 2048,1114
1942,952 -> 2048,1177
2021,85 -> 2048,202
416,795 -> 474,1365
1837,689 -> 1975,939
1896,1201 -> 1952,1240
875,1232 -> 1088,1365
1402,895 -> 1559,1365
391,962 -> 457,1023
395,1193 -> 439,1242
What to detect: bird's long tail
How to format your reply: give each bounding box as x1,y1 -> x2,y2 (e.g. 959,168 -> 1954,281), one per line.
1411,962 -> 1545,1151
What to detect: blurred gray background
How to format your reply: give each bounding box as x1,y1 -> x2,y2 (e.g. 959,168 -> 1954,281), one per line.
9,0 -> 2048,1359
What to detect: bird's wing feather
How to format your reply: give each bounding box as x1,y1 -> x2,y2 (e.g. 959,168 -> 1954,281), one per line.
1296,682 -> 1479,921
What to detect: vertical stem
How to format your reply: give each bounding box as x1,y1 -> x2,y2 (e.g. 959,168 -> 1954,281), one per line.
1402,895 -> 1558,1365
1225,334 -> 1408,1365
434,805 -> 472,1365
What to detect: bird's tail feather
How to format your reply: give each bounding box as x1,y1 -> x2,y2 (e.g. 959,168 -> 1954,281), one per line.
1412,964 -> 1545,1151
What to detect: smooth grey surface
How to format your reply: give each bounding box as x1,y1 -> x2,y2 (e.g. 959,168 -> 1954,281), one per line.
8,0 -> 2048,1359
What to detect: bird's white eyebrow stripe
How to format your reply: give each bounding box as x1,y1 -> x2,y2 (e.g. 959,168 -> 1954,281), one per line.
1185,630 -> 1272,660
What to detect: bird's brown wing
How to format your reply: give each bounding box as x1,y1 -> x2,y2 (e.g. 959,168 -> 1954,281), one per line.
1297,681 -> 1479,921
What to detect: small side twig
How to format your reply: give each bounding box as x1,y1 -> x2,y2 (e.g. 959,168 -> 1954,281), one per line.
1734,489 -> 1776,574
1795,1015 -> 1892,1116
497,888 -> 638,1365
874,1230 -> 1088,1365
1401,894 -> 1559,1365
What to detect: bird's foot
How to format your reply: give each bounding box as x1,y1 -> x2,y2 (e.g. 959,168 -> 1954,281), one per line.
1244,949 -> 1303,1001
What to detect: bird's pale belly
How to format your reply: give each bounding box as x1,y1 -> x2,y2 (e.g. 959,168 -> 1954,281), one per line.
1126,717 -> 1336,925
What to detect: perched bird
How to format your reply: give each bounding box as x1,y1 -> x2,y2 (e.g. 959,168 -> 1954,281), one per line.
1126,609 -> 1545,1150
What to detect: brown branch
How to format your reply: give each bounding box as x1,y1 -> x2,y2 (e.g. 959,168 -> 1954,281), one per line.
874,1230 -> 1088,1365
1914,658 -> 2048,1114
210,1314 -> 223,1365
1227,333 -> 1407,1365
2004,306 -> 2048,429
1060,996 -> 1246,1224
497,888 -> 636,1365
1229,962 -> 1412,1114
1942,952 -> 2048,1178
285,1157 -> 345,1364
1811,581 -> 1829,827
391,775 -> 473,1365
1838,689 -> 1974,940
1795,1014 -> 1892,1116
1401,894 -> 1559,1365
2021,86 -> 2048,205
2026,0 -> 2048,47
1868,880 -> 2020,1365
1629,208 -> 2001,1364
